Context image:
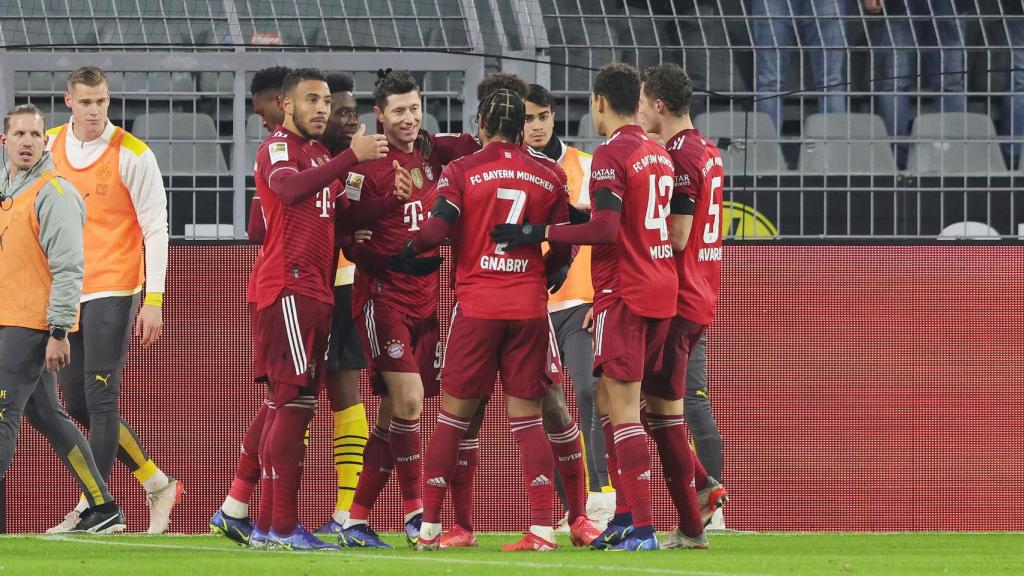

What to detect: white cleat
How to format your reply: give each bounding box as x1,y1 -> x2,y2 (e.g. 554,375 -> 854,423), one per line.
660,528 -> 709,550
586,491 -> 615,529
707,508 -> 727,532
554,511 -> 571,534
146,478 -> 184,534
46,509 -> 82,534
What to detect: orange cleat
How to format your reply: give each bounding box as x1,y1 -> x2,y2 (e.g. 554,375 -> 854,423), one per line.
569,516 -> 602,547
697,478 -> 729,527
439,524 -> 478,548
501,531 -> 558,552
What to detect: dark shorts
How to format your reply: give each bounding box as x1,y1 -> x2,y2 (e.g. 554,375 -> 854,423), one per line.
642,316 -> 707,401
355,299 -> 441,398
255,292 -> 331,394
440,304 -> 560,400
592,297 -> 671,383
327,284 -> 367,371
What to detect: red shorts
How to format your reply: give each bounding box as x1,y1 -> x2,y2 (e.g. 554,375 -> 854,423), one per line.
441,304 -> 560,400
592,297 -> 671,382
356,299 -> 441,398
255,292 -> 331,398
249,301 -> 268,382
641,316 -> 707,401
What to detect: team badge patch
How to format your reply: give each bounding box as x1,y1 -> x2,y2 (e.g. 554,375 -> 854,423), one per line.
269,142 -> 289,165
386,339 -> 406,359
345,172 -> 365,201
410,167 -> 424,189
423,164 -> 434,181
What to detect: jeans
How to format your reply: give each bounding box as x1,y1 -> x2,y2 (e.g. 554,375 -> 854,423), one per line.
874,0 -> 967,167
1002,20 -> 1024,165
752,0 -> 848,134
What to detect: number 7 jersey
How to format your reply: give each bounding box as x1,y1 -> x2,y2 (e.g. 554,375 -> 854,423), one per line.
666,128 -> 724,325
588,124 -> 678,319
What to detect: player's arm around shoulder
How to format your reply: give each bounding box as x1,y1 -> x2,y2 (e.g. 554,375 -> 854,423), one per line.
35,176 -> 86,331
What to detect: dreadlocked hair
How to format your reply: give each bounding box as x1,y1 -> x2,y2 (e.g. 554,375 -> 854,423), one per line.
477,88 -> 526,144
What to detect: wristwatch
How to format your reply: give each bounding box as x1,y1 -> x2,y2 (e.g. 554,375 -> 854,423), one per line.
49,326 -> 68,341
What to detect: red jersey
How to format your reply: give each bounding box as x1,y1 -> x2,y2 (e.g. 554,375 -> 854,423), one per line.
667,128 -> 723,325
588,124 -> 677,319
437,141 -> 569,320
431,133 -> 482,165
252,126 -> 338,310
348,146 -> 440,318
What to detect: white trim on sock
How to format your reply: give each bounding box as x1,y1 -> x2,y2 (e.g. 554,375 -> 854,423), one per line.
221,497 -> 248,519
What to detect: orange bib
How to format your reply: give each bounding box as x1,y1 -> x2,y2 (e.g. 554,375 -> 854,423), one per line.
0,171 -> 79,331
335,250 -> 355,286
50,124 -> 144,295
548,146 -> 594,308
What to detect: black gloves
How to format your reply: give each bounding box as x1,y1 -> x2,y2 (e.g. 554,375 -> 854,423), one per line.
489,221 -> 548,248
388,239 -> 443,276
568,204 -> 591,224
547,264 -> 570,294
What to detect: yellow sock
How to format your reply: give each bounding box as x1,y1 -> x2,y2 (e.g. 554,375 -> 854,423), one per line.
132,459 -> 159,483
579,430 -> 590,492
334,403 -> 369,513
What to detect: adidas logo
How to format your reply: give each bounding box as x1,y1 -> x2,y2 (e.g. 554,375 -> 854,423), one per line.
427,477 -> 447,488
530,474 -> 552,487
637,470 -> 651,481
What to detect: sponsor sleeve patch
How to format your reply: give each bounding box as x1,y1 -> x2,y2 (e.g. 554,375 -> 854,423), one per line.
268,142 -> 289,165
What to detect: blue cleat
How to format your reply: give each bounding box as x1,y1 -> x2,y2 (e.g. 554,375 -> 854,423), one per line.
607,532 -> 659,551
316,517 -> 345,534
249,526 -> 270,549
209,509 -> 253,547
269,525 -> 342,551
404,513 -> 422,546
589,523 -> 634,550
338,523 -> 392,548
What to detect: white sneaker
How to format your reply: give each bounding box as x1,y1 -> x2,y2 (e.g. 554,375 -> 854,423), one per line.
46,508 -> 81,534
554,511 -> 570,534
586,491 -> 615,528
146,477 -> 184,534
707,508 -> 727,531
660,528 -> 709,549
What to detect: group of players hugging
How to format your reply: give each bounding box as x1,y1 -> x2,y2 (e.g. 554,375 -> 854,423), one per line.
208,59 -> 728,552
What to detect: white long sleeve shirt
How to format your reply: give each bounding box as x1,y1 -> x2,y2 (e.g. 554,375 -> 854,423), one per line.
46,117 -> 169,302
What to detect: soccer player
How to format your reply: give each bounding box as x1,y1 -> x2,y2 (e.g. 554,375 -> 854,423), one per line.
210,65 -> 289,545
250,67 -> 388,550
636,62 -> 729,549
45,66 -> 180,534
491,63 -> 681,551
0,103 -> 126,534
394,88 -> 572,552
337,70 -> 443,549
685,335 -> 730,529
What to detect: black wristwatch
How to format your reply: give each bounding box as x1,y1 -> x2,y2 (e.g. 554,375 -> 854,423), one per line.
49,326 -> 68,341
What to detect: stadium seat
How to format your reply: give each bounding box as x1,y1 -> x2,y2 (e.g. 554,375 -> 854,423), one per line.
132,112 -> 228,175
908,113 -> 1010,175
574,113 -> 600,154
124,72 -> 195,95
694,111 -> 789,175
799,113 -> 897,174
245,113 -> 267,171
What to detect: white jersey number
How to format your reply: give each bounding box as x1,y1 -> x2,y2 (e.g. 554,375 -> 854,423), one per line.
645,174 -> 673,241
494,187 -> 526,255
703,176 -> 722,244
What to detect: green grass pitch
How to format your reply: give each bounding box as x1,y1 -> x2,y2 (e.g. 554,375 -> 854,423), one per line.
2,532 -> 1022,575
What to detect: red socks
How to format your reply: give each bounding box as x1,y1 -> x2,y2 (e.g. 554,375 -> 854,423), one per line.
510,416 -> 555,528
693,445 -> 710,491
266,404 -> 315,535
255,406 -> 278,533
547,421 -> 586,521
647,414 -> 703,537
601,415 -> 630,515
348,425 -> 393,521
422,410 -> 470,524
229,401 -> 269,505
612,423 -> 654,529
450,437 -> 480,530
389,416 -> 423,515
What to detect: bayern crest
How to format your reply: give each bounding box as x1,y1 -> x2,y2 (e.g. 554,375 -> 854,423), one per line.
386,339 -> 406,359
424,164 -> 434,181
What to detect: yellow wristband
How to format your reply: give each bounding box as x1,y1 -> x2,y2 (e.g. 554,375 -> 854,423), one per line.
144,292 -> 164,307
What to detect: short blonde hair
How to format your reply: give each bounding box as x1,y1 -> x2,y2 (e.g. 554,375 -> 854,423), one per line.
66,66 -> 109,90
3,103 -> 44,133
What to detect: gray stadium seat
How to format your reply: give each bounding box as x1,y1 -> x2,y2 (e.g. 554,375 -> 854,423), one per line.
799,113 -> 897,174
124,72 -> 194,95
573,113 -> 600,155
694,111 -> 789,175
132,112 -> 228,175
908,113 -> 1010,175
246,113 -> 267,171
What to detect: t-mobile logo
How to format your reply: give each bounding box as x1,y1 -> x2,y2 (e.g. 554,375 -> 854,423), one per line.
404,200 -> 424,231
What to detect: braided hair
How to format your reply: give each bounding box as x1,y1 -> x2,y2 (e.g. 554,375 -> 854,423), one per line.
477,88 -> 525,145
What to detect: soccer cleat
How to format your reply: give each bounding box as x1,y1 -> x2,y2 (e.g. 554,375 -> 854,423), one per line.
316,517 -> 345,534
46,508 -> 81,534
660,528 -> 709,550
209,509 -> 253,547
696,477 -> 729,527
500,531 -> 558,552
146,477 -> 184,534
569,516 -> 603,547
70,506 -> 126,534
269,525 -> 342,551
607,532 -> 659,551
707,508 -> 727,531
404,512 -> 422,546
589,522 -> 634,550
554,511 -> 570,534
416,534 -> 440,551
249,527 -> 270,549
438,524 -> 478,548
586,491 -> 616,529
337,523 -> 392,548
